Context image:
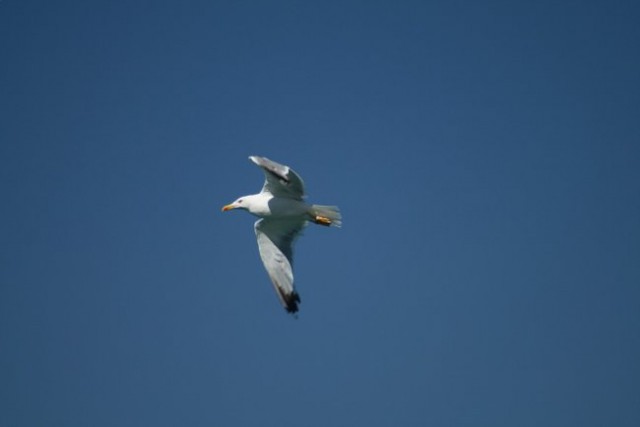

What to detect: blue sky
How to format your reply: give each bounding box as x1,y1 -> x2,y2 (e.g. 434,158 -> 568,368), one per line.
1,1 -> 639,426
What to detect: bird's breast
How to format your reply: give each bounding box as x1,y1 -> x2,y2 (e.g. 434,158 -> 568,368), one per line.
263,198 -> 308,218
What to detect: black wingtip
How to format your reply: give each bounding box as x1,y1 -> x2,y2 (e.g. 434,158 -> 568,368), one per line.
284,292 -> 301,314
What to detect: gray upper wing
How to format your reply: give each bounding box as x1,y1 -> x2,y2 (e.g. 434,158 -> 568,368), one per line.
249,156 -> 305,200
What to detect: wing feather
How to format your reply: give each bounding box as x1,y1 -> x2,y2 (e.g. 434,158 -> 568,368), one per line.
249,156 -> 305,200
254,218 -> 306,313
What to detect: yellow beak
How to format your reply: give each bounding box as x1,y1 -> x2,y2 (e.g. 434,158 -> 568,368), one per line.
221,204 -> 235,212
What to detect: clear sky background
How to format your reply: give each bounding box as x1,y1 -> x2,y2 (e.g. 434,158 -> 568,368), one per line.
1,1 -> 639,426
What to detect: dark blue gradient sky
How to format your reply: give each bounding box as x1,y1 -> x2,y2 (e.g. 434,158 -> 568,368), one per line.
2,1 -> 639,426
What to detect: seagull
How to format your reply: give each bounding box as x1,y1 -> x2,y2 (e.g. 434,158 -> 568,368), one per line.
221,156 -> 341,314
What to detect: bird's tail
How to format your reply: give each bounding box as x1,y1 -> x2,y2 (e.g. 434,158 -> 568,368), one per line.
309,205 -> 342,227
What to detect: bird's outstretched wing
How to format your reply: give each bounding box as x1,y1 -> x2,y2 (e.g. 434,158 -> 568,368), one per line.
254,218 -> 306,313
249,156 -> 305,200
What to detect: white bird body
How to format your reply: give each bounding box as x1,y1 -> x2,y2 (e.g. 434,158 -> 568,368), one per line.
222,156 -> 341,314
235,194 -> 310,218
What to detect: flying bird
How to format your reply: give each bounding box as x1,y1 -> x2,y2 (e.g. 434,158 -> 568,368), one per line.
221,156 -> 341,314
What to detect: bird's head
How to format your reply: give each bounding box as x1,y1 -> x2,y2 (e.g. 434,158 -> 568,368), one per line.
221,196 -> 248,212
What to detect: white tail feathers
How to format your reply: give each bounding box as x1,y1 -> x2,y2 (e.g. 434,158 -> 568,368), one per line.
309,205 -> 342,227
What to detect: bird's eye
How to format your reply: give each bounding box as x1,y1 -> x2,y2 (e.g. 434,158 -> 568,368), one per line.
238,199 -> 243,203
